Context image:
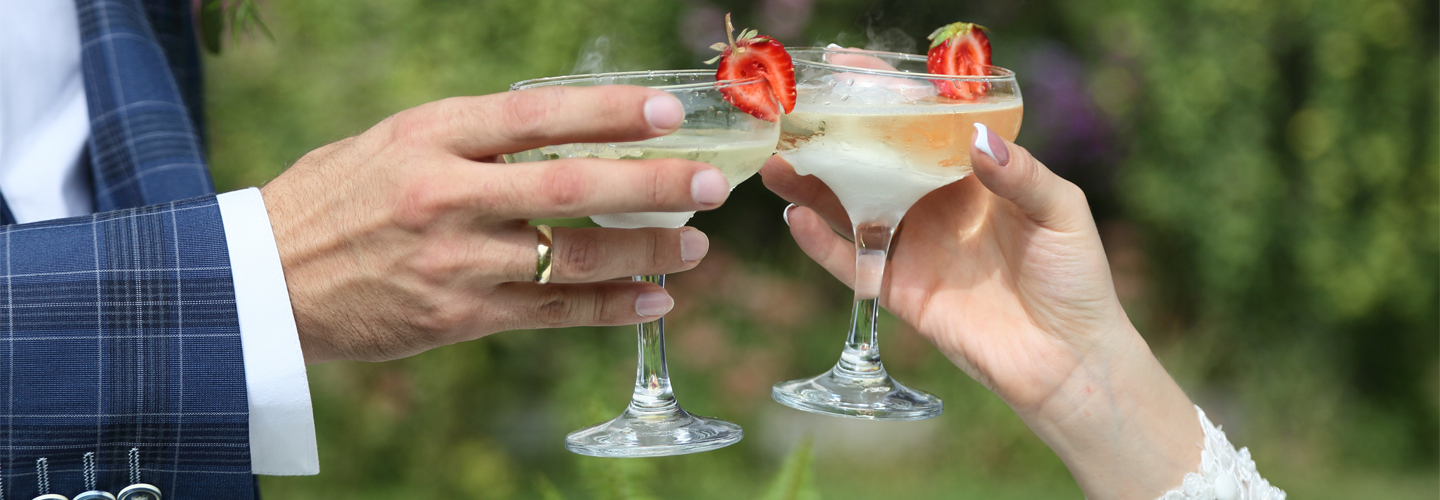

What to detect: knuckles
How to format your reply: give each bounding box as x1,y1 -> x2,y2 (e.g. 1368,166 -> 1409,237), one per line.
637,158 -> 699,207
393,174 -> 462,230
536,164 -> 591,212
532,286 -> 582,327
557,230 -> 606,280
1063,181 -> 1087,205
408,292 -> 478,340
404,237 -> 473,283
498,87 -> 567,144
645,160 -> 672,206
379,105 -> 440,151
642,230 -> 668,269
1060,181 -> 1092,221
378,96 -> 481,152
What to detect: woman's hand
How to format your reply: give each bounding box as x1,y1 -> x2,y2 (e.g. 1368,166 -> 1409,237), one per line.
262,86 -> 730,365
762,129 -> 1202,500
772,124 -> 1122,415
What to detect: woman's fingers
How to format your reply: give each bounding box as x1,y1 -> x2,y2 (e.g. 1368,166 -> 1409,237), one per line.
969,123 -> 1091,231
786,205 -> 856,287
760,155 -> 853,236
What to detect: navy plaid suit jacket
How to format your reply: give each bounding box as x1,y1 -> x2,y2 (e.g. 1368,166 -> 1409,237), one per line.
0,0 -> 256,498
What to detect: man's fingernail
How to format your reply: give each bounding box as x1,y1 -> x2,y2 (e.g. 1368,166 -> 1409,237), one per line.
691,169 -> 729,205
783,203 -> 796,226
644,94 -> 684,130
972,122 -> 1010,167
635,291 -> 674,317
680,229 -> 709,262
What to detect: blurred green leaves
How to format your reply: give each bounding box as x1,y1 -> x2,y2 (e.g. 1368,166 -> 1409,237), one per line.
199,0 -> 274,54
758,438 -> 818,500
1058,0 -> 1438,478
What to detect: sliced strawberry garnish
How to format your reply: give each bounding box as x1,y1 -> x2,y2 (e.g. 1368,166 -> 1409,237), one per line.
926,22 -> 992,100
705,14 -> 795,122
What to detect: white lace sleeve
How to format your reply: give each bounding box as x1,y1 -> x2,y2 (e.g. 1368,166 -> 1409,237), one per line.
1157,406 -> 1286,500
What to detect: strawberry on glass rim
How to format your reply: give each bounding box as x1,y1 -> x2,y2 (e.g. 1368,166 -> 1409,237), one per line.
926,22 -> 992,100
705,13 -> 796,122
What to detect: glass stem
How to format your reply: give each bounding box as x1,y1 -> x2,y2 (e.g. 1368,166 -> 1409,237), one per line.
835,223 -> 897,380
630,274 -> 679,414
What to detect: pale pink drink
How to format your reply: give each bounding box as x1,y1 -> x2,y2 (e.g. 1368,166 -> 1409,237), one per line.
772,47 -> 1023,420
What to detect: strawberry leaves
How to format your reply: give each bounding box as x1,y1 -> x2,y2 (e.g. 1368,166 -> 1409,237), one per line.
707,14 -> 796,122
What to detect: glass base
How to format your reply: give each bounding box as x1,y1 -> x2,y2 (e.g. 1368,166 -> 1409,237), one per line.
565,405 -> 743,457
772,368 -> 943,421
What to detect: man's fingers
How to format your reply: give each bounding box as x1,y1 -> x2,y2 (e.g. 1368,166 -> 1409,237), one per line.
405,224 -> 709,289
494,281 -> 675,331
396,85 -> 685,160
787,205 -> 856,287
760,155 -> 853,236
969,124 -> 1090,229
546,226 -> 707,283
457,157 -> 730,219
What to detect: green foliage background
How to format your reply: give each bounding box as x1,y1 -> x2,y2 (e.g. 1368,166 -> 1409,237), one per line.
203,0 -> 1438,498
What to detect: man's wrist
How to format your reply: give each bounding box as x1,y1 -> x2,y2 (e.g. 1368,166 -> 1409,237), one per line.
259,179 -> 341,365
1019,325 -> 1202,500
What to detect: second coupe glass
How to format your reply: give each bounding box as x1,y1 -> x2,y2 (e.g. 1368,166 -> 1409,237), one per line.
770,47 -> 1024,420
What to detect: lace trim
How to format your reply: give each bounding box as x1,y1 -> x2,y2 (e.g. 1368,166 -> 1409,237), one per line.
1157,406 -> 1286,500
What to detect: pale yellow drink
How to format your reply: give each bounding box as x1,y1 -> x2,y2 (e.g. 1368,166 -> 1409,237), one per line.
507,128 -> 777,228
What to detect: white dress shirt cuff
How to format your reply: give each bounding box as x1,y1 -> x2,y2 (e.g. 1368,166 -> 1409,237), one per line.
217,188 -> 320,476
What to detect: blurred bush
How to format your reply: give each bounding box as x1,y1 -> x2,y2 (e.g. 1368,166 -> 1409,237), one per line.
1056,0 -> 1440,483
203,0 -> 1437,498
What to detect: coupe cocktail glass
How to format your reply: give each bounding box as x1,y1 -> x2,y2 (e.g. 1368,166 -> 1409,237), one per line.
770,47 -> 1023,420
506,70 -> 780,456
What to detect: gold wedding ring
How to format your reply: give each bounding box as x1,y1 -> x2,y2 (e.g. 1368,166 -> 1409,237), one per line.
535,224 -> 554,284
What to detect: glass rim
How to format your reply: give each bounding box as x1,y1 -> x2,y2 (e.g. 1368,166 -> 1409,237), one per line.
510,69 -> 767,91
786,47 -> 1017,82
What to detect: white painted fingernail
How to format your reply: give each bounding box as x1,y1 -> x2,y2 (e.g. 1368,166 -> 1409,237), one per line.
680,229 -> 709,262
973,122 -> 1010,166
973,123 -> 997,162
644,94 -> 684,130
782,203 -> 796,226
635,291 -> 674,317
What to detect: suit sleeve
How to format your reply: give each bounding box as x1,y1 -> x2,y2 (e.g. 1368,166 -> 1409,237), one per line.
0,195 -> 255,498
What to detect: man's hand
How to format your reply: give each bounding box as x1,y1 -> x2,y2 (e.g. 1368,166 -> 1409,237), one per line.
261,86 -> 731,364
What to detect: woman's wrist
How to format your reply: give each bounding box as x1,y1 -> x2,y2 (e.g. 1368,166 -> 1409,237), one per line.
1016,324 -> 1203,500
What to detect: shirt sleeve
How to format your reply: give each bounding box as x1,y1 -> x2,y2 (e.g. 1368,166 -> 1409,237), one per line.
216,188 -> 320,476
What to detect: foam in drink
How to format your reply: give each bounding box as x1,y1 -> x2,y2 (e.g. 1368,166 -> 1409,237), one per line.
778,99 -> 1023,226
